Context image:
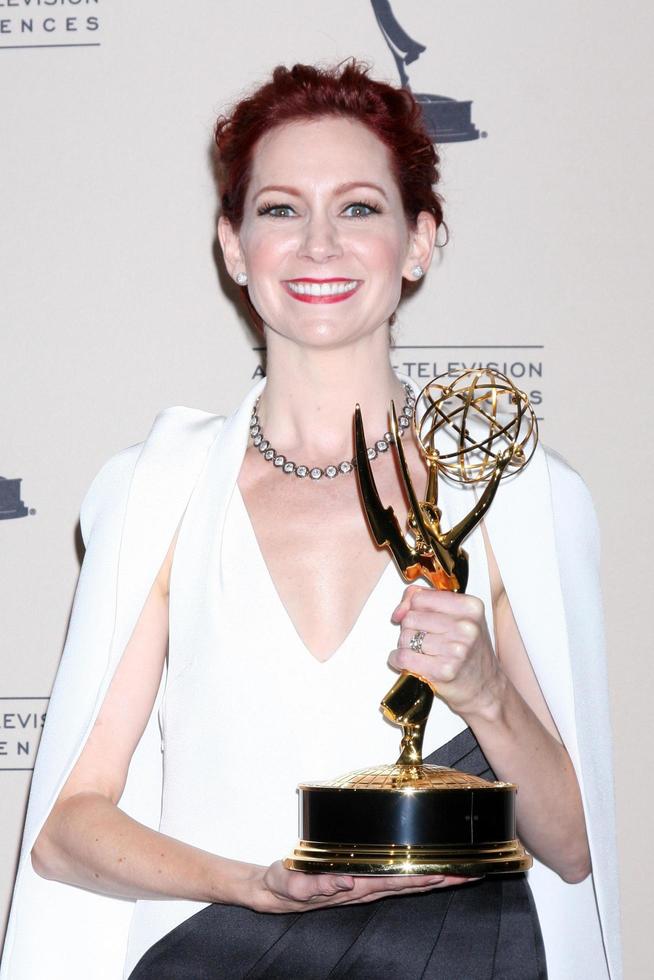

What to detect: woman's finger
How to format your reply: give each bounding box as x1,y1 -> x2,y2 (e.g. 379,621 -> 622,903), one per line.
389,646 -> 459,683
397,628 -> 452,655
295,872 -> 354,901
391,584 -> 430,622
362,873 -> 446,891
329,874 -> 443,903
313,874 -> 355,897
408,590 -> 484,620
400,610 -> 451,636
334,874 -> 482,905
401,610 -> 483,647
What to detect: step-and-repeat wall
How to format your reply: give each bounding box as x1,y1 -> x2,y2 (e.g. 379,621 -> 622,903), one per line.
1,1 -> 651,975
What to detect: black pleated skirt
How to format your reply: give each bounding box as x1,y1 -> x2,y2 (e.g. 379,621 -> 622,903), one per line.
129,729 -> 547,980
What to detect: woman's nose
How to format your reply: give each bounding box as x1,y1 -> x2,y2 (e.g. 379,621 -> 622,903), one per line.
297,212 -> 343,261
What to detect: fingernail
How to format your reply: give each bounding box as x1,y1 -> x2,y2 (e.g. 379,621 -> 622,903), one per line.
335,877 -> 351,889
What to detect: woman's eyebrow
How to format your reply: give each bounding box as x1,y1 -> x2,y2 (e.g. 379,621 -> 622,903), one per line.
340,181 -> 388,200
253,181 -> 389,201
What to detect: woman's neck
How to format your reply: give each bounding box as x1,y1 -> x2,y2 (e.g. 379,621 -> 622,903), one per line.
257,329 -> 407,465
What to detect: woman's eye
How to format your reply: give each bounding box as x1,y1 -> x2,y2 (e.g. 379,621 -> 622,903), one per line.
256,203 -> 295,217
255,200 -> 381,219
343,201 -> 380,218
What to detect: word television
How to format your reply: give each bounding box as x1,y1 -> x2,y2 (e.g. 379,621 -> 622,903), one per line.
0,0 -> 100,39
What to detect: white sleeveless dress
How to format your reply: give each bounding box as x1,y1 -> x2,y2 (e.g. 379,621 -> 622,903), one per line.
123,475 -> 471,976
120,375 -> 609,979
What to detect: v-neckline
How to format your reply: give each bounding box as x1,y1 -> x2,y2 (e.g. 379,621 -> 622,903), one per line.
231,483 -> 397,665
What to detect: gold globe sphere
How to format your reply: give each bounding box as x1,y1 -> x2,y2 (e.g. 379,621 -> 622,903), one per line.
414,368 -> 539,485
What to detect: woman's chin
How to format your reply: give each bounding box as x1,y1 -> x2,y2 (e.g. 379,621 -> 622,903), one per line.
264,317 -> 389,350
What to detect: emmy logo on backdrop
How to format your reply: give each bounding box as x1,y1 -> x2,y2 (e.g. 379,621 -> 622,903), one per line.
286,369 -> 538,876
370,0 -> 482,142
0,476 -> 29,521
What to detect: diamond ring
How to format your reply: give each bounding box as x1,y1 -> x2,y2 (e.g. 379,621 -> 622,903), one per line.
409,630 -> 427,655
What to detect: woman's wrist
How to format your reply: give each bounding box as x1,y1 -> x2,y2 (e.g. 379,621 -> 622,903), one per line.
203,854 -> 266,908
457,662 -> 511,726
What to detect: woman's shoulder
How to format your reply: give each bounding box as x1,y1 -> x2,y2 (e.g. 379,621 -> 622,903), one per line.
540,442 -> 596,510
79,405 -> 226,545
538,443 -> 600,556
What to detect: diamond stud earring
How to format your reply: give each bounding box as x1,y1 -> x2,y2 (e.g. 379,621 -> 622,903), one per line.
235,272 -> 248,285
411,265 -> 424,279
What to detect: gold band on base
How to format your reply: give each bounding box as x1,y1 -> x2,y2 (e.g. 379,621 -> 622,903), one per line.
284,839 -> 532,877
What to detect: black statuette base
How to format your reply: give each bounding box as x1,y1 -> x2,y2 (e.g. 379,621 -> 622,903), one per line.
285,781 -> 532,876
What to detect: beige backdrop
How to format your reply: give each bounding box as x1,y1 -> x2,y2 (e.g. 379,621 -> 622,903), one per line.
1,1 -> 652,975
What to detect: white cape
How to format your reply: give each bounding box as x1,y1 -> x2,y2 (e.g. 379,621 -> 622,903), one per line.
1,377 -> 621,979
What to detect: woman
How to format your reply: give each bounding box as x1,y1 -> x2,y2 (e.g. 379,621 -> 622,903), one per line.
1,60 -> 620,979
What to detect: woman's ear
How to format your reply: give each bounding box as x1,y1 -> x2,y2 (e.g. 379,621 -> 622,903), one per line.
217,216 -> 245,281
402,210 -> 438,281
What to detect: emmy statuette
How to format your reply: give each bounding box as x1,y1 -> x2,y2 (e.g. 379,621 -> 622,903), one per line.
285,369 -> 538,876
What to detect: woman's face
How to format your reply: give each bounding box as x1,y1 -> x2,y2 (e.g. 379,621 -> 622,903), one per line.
219,116 -> 435,350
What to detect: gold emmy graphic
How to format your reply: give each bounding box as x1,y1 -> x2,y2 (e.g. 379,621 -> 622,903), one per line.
285,368 -> 539,876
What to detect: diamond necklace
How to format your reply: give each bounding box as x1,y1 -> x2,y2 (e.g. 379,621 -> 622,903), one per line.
249,382 -> 415,481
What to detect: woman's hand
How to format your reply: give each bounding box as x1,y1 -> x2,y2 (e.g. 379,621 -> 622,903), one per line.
249,861 -> 477,913
387,574 -> 591,884
390,584 -> 506,719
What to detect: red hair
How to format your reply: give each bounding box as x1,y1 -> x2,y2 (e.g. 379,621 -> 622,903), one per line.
213,58 -> 447,333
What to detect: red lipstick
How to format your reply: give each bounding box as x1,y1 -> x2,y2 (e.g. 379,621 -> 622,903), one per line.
282,278 -> 362,304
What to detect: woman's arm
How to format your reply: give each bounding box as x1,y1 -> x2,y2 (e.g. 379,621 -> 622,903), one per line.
390,527 -> 592,885
31,530 -> 466,912
28,525 -> 232,902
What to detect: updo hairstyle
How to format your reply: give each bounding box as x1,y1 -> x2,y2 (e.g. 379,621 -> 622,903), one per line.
214,58 -> 447,333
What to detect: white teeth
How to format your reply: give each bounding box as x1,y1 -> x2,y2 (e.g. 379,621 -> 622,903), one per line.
287,280 -> 358,296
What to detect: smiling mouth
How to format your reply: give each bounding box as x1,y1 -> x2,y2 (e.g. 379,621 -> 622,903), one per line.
283,279 -> 361,303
